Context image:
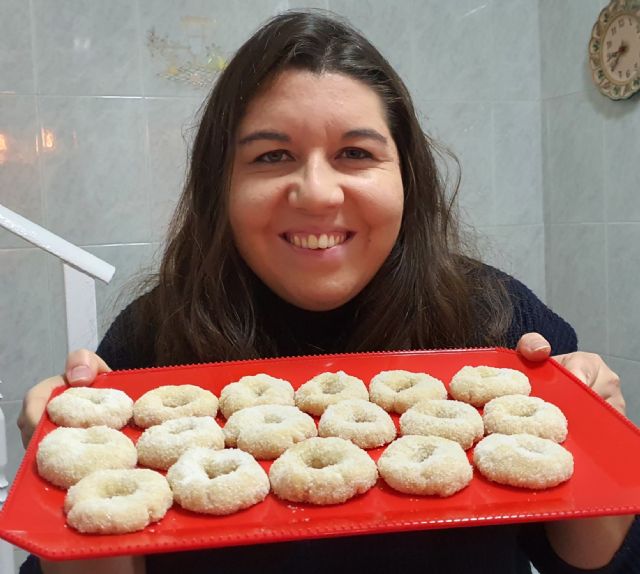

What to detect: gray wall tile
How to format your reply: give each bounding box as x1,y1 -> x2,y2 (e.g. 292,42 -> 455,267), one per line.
543,92 -> 604,224
146,97 -> 202,242
604,101 -> 640,222
38,96 -> 151,245
0,250 -> 54,401
0,95 -> 42,248
493,101 -> 543,225
0,401 -> 26,485
608,224 -> 640,362
546,223 -> 607,355
0,0 -> 34,94
32,0 -> 142,96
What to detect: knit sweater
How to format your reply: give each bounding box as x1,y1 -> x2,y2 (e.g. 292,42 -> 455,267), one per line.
20,269 -> 640,574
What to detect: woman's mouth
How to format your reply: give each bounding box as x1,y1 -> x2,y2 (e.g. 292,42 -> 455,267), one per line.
283,232 -> 351,250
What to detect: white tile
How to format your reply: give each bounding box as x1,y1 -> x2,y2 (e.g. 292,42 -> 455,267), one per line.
411,0 -> 495,102
540,0 -> 603,98
608,223 -> 640,361
422,102 -> 495,227
139,0 -> 285,97
38,96 -> 151,245
0,0 -> 34,94
604,101 -> 640,222
543,92 -> 604,224
146,97 -> 202,242
493,101 -> 543,225
546,223 -> 607,355
491,0 -> 541,101
606,356 -> 640,428
476,224 -> 546,301
0,401 -> 26,486
0,250 -> 54,401
0,95 -> 42,248
32,0 -> 141,96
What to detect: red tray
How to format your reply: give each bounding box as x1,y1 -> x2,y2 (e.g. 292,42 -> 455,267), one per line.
2,348 -> 640,560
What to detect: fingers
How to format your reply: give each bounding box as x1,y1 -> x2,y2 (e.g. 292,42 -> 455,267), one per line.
64,349 -> 111,386
555,352 -> 625,415
17,376 -> 66,448
516,333 -> 552,362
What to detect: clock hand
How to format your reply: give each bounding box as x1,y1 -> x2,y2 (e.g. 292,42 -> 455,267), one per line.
608,42 -> 628,72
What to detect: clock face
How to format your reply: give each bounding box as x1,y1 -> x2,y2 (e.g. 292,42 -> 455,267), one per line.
590,0 -> 640,100
602,13 -> 640,84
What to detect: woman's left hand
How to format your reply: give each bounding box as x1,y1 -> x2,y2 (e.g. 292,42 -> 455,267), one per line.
516,333 -> 626,415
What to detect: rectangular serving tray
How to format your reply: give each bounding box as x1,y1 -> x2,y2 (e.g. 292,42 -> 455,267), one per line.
1,348 -> 639,560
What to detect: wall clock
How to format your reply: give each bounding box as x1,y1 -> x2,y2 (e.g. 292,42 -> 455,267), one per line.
589,0 -> 640,99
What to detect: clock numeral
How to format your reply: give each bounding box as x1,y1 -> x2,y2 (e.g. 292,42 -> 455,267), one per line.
618,17 -> 625,28
611,25 -> 617,35
607,40 -> 613,48
626,70 -> 631,79
618,70 -> 623,78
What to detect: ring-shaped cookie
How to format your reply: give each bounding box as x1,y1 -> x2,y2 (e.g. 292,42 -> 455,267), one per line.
136,416 -> 225,470
399,399 -> 484,449
64,468 -> 172,533
219,373 -> 295,419
47,387 -> 133,429
223,404 -> 317,459
482,395 -> 568,442
473,433 -> 574,489
167,447 -> 270,515
295,371 -> 368,416
133,384 -> 218,428
369,370 -> 447,414
36,426 -> 137,489
269,437 -> 378,504
318,399 -> 396,449
377,435 -> 473,497
449,366 -> 531,407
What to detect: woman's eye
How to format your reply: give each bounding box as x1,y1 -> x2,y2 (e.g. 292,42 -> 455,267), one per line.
340,148 -> 373,160
254,150 -> 291,163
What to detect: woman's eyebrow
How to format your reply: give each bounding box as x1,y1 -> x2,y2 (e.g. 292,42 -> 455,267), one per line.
237,130 -> 290,146
342,128 -> 388,144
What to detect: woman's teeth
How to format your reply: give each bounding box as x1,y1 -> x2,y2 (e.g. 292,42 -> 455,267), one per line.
288,233 -> 346,250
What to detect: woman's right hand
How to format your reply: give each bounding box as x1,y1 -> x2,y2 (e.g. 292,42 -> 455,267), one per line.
17,349 -> 111,448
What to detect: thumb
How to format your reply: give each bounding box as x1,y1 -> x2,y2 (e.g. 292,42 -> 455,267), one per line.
64,349 -> 111,387
516,333 -> 552,362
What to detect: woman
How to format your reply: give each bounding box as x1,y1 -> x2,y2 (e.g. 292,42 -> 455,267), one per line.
19,10 -> 637,574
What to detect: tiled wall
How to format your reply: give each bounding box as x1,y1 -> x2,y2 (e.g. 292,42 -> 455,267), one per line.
2,0 -> 636,494
540,0 -> 640,425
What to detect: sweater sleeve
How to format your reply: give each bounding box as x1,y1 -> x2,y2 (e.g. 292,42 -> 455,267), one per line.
498,271 -> 578,355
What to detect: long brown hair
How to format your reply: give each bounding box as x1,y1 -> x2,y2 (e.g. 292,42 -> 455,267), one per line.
137,10 -> 512,365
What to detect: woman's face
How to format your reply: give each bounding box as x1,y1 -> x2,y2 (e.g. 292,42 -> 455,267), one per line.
229,70 -> 404,311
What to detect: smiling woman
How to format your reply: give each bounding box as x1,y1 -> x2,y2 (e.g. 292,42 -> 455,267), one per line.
229,70 -> 404,311
18,8 -> 639,574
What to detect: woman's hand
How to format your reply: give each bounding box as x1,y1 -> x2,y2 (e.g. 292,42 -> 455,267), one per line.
516,333 -> 625,415
17,349 -> 111,448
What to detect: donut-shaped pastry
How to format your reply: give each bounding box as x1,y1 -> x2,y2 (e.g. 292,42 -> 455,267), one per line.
377,435 -> 473,497
369,370 -> 447,414
449,365 -> 531,407
167,447 -> 270,515
219,373 -> 295,419
483,395 -> 568,442
473,433 -> 574,489
269,437 -> 378,505
136,416 -> 225,470
64,468 -> 172,534
36,426 -> 137,489
295,371 -> 368,416
133,385 -> 218,428
223,404 -> 317,459
318,399 -> 396,449
399,399 -> 484,449
46,387 -> 133,429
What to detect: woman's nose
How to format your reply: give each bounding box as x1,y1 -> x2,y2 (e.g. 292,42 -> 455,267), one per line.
287,155 -> 344,212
